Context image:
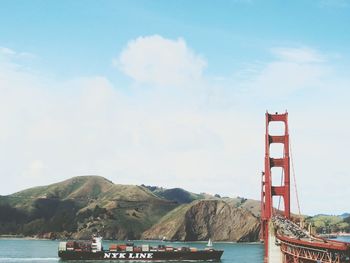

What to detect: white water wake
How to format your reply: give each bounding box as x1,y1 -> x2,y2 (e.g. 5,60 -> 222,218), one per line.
0,258 -> 58,262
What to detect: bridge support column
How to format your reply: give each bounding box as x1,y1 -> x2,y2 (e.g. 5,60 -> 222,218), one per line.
261,112 -> 291,263
268,221 -> 283,263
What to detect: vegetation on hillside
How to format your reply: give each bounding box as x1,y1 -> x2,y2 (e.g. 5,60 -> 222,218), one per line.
0,176 -> 264,241
305,215 -> 350,233
0,176 -> 177,239
1,175 -> 348,240
141,185 -> 207,204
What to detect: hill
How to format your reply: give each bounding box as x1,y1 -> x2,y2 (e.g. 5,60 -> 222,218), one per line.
340,213 -> 350,219
305,214 -> 350,233
0,176 -> 262,241
141,199 -> 260,242
0,176 -> 177,239
142,185 -> 209,204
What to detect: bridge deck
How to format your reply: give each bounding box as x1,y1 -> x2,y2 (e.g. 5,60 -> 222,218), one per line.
272,216 -> 350,263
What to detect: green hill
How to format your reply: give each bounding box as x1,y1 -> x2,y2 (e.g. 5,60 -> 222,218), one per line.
305,214 -> 350,233
0,176 -> 264,241
142,185 -> 208,204
0,176 -> 177,239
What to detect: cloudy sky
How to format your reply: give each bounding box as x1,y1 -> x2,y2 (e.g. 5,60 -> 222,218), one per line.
0,0 -> 349,215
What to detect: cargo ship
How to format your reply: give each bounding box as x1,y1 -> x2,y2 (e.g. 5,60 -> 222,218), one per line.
58,236 -> 224,261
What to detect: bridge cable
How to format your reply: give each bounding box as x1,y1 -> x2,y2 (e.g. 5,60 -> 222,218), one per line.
277,168 -> 284,212
289,130 -> 302,217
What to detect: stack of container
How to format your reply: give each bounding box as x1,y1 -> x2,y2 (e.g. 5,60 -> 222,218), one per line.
165,246 -> 174,252
133,247 -> 141,252
141,244 -> 149,252
150,246 -> 157,252
158,245 -> 165,251
76,241 -> 92,252
125,246 -> 133,252
118,245 -> 126,251
109,244 -> 118,252
66,241 -> 75,251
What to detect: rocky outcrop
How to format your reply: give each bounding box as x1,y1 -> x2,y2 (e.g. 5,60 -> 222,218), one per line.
142,199 -> 260,242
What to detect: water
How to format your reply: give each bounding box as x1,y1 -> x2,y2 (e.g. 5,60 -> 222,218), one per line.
333,236 -> 350,242
0,239 -> 264,263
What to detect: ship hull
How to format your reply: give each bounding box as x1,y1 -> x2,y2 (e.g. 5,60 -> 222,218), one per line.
58,250 -> 223,261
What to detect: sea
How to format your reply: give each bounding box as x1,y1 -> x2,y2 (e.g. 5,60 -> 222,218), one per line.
0,239 -> 263,263
0,237 -> 349,263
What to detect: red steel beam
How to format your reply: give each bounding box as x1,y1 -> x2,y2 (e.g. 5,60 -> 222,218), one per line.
262,111 -> 291,262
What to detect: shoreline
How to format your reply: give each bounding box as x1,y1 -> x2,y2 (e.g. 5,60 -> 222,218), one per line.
0,236 -> 51,241
0,236 -> 262,244
2,236 -> 348,244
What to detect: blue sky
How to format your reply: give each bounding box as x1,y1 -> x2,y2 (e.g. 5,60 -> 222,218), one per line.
0,0 -> 350,215
2,0 -> 349,78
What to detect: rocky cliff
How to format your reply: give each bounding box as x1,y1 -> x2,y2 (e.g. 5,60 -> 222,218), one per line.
142,199 -> 260,242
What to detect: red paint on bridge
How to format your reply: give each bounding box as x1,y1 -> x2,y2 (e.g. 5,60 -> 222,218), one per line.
262,112 -> 291,262
261,112 -> 350,263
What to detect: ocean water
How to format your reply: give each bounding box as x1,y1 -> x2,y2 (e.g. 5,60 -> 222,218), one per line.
332,236 -> 350,242
0,239 -> 264,263
1,237 -> 349,263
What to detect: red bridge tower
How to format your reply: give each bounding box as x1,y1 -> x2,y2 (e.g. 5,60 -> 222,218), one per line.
261,111 -> 291,262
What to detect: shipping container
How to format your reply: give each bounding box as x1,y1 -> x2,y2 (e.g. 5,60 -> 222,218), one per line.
125,246 -> 133,252
110,244 -> 118,252
141,244 -> 149,252
66,241 -> 75,247
118,245 -> 126,251
133,247 -> 141,252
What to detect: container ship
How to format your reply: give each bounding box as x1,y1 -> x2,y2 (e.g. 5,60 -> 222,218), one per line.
58,236 -> 224,261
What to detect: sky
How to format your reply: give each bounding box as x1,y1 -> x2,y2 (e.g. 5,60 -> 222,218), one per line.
0,0 -> 350,215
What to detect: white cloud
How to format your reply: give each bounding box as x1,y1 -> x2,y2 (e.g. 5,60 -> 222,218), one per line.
252,61 -> 327,96
0,45 -> 258,202
115,35 -> 207,87
241,47 -> 330,97
271,47 -> 325,63
0,46 -> 36,59
0,47 -> 16,56
1,42 -> 350,216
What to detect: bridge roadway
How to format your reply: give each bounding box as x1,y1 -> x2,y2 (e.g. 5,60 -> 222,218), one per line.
269,215 -> 350,263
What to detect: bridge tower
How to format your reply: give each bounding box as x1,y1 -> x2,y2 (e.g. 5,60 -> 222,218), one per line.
261,112 -> 291,262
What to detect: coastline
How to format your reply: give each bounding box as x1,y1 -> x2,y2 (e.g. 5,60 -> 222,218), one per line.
0,236 -> 262,244
0,236 -> 51,241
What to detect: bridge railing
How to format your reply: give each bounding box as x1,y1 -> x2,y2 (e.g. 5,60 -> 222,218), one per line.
279,238 -> 343,263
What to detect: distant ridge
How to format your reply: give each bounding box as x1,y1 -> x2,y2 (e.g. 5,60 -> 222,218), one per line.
1,176 -> 348,239
340,213 -> 350,219
142,185 -> 209,204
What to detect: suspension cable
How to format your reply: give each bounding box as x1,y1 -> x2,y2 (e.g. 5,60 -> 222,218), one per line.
289,131 -> 302,217
277,168 -> 284,211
